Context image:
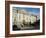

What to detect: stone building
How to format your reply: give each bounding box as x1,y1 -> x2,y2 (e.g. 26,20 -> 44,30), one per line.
13,9 -> 37,29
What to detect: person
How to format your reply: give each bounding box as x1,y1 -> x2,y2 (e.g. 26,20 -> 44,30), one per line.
13,24 -> 20,31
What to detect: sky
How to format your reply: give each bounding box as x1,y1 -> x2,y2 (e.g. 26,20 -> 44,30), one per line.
13,7 -> 40,21
13,7 -> 40,20
13,7 -> 40,14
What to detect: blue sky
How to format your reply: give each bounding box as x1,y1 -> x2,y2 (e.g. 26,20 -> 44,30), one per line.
13,7 -> 40,14
13,7 -> 40,20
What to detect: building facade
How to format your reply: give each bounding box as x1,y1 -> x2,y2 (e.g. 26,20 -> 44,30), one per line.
13,9 -> 37,29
